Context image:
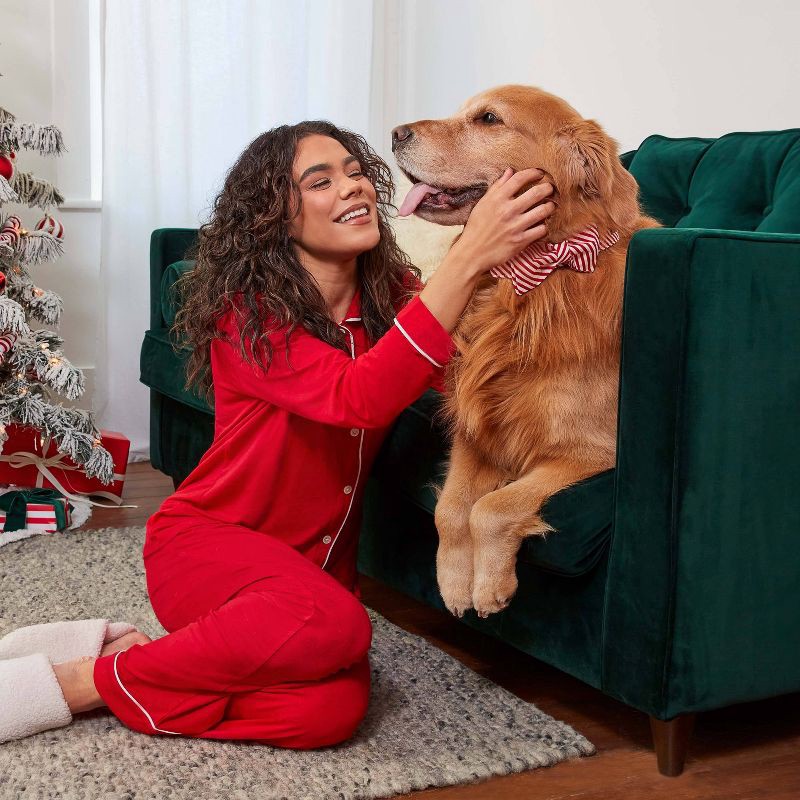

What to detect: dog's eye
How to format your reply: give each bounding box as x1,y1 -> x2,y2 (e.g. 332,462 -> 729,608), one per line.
478,111 -> 502,125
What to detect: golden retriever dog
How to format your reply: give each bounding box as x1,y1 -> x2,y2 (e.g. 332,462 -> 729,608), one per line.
392,85 -> 660,618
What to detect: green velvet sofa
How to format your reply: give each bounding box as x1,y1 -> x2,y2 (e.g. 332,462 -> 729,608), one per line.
140,130 -> 800,776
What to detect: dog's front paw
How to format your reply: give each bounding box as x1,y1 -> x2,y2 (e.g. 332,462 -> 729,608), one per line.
472,569 -> 518,618
437,544 -> 474,618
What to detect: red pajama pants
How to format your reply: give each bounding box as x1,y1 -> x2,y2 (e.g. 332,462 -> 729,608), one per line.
92,516 -> 372,748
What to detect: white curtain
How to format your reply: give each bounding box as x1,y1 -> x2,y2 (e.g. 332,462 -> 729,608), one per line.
95,0 -> 380,461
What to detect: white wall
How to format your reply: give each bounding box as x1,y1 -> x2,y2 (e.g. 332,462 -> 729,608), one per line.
1,0 -> 798,460
382,0 -> 800,154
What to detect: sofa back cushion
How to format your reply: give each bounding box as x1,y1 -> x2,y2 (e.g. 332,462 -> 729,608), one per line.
627,129 -> 800,233
160,259 -> 195,327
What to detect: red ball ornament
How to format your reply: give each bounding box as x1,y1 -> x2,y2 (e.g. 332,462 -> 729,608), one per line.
0,271 -> 5,293
35,215 -> 64,239
0,153 -> 13,181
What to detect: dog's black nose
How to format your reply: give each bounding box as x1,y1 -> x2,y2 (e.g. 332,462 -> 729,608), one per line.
391,125 -> 413,152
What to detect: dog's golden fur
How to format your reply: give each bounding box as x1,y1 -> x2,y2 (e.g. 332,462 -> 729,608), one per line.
393,85 -> 660,617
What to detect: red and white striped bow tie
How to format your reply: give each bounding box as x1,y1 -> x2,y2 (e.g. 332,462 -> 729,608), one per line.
490,225 -> 620,295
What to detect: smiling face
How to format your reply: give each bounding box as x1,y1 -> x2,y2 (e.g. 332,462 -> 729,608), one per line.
288,134 -> 380,263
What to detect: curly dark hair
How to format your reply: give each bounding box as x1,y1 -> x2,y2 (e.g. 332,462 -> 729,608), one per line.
171,120 -> 421,407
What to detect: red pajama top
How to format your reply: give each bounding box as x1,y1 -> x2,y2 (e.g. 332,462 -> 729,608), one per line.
145,274 -> 456,594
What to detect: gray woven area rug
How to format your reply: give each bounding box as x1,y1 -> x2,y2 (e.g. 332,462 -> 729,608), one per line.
0,525 -> 595,799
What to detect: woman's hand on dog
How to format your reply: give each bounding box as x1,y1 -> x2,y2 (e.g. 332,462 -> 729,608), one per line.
454,167 -> 555,272
418,169 -> 554,333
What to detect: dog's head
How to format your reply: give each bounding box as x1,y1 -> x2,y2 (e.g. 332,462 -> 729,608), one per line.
393,85 -> 640,239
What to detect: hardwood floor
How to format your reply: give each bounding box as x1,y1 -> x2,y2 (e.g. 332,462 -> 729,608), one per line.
92,461 -> 800,799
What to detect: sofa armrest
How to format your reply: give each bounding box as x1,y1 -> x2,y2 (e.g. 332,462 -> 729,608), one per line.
602,227 -> 800,718
150,228 -> 198,330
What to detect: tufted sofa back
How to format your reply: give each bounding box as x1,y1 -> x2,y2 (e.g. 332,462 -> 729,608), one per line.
622,130 -> 800,233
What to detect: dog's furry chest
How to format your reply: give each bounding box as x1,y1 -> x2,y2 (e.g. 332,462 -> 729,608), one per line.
446,360 -> 617,472
443,283 -> 619,475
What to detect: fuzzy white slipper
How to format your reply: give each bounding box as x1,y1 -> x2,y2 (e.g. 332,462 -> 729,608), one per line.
0,652 -> 73,743
0,619 -> 137,664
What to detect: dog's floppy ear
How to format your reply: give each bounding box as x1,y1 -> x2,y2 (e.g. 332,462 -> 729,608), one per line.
553,119 -> 615,198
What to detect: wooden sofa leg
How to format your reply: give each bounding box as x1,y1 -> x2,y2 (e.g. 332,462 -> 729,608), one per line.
649,713 -> 696,776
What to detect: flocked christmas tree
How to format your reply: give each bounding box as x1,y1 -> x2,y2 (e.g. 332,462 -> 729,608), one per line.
0,103 -> 114,485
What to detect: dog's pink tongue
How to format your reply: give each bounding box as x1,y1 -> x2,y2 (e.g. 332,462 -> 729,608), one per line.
398,183 -> 440,217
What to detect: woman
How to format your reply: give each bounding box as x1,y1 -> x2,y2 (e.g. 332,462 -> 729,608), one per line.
10,121 -> 554,747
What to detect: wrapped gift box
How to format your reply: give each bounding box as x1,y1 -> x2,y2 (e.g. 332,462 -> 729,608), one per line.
0,424 -> 130,504
0,488 -> 72,533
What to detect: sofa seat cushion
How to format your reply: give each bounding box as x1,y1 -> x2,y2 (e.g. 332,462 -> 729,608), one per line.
372,390 -> 614,578
532,468 -> 614,576
141,328 -> 211,414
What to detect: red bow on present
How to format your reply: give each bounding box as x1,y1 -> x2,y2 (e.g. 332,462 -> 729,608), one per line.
490,225 -> 620,295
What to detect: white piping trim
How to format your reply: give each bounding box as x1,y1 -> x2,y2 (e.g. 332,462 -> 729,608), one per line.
343,317 -> 361,322
322,428 -> 363,570
393,317 -> 444,368
112,651 -> 181,735
323,326 -> 364,570
340,324 -> 356,355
